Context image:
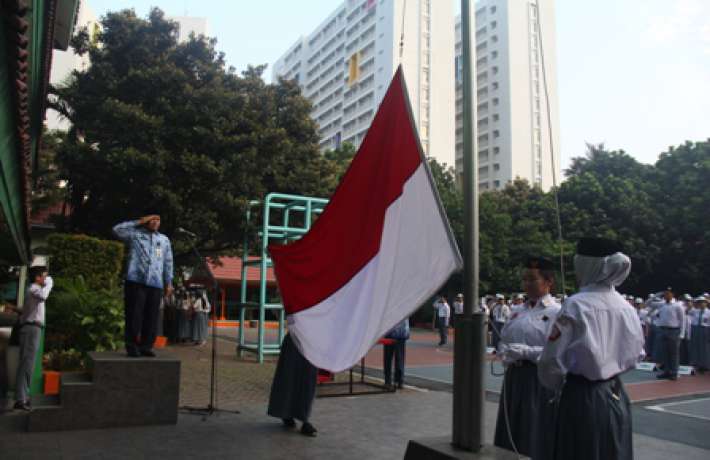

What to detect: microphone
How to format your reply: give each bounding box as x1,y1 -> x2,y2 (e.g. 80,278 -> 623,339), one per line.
176,227 -> 197,238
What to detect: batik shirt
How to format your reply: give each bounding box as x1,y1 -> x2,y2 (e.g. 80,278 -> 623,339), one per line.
113,220 -> 173,289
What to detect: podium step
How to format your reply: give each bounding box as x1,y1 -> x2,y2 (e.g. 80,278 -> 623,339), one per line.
28,351 -> 180,432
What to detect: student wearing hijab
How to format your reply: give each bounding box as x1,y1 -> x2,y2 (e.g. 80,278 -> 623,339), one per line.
494,257 -> 561,459
689,296 -> 709,373
192,290 -> 211,345
538,238 -> 644,460
267,333 -> 318,437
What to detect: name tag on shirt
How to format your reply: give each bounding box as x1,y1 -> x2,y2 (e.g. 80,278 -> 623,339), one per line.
156,247 -> 162,258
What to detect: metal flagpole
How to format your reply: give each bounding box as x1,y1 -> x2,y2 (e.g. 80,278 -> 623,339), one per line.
452,0 -> 485,452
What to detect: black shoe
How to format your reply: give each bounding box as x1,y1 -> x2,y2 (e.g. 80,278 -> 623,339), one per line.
656,373 -> 670,380
397,382 -> 404,390
300,422 -> 317,437
13,401 -> 31,412
669,375 -> 678,381
140,350 -> 156,357
127,349 -> 140,358
282,418 -> 296,428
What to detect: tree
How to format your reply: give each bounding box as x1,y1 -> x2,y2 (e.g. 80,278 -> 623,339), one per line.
51,8 -> 338,255
323,142 -> 357,183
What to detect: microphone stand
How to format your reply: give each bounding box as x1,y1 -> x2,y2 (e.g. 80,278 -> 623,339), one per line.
178,231 -> 240,419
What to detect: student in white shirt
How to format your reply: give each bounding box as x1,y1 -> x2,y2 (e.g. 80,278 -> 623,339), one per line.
494,257 -> 560,459
432,295 -> 450,346
689,296 -> 709,372
655,287 -> 685,380
538,238 -> 643,460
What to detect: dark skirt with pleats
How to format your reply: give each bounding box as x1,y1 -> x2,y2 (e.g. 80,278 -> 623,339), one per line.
552,374 -> 632,460
494,361 -> 557,460
267,333 -> 318,423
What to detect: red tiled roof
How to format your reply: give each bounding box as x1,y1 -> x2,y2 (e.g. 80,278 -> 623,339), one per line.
30,202 -> 69,226
206,256 -> 277,285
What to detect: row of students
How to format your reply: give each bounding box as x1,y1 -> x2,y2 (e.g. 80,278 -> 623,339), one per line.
163,289 -> 211,345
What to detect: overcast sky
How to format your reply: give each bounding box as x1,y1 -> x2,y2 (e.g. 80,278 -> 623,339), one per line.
88,0 -> 710,169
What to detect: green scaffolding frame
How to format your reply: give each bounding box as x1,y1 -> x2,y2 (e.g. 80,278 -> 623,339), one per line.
238,193 -> 329,363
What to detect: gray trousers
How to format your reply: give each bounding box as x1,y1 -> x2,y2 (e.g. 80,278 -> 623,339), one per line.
15,325 -> 42,403
659,327 -> 681,376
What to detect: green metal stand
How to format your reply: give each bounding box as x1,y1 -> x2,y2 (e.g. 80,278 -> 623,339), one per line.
237,193 -> 328,363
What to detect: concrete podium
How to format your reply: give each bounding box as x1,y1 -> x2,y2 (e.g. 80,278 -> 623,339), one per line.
28,351 -> 180,432
404,438 -> 527,460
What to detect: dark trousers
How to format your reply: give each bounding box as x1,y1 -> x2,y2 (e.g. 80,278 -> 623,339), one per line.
124,281 -> 163,353
492,321 -> 505,351
659,327 -> 681,376
383,339 -> 406,385
437,317 -> 449,344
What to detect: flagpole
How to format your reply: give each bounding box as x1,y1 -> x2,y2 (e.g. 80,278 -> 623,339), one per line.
452,0 -> 485,452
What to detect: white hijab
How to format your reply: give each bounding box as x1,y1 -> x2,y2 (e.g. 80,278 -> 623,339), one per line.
574,252 -> 631,288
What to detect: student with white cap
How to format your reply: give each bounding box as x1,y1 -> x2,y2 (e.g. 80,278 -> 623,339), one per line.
491,294 -> 510,351
538,237 -> 644,460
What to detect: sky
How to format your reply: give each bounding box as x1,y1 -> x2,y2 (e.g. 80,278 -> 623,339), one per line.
86,0 -> 710,169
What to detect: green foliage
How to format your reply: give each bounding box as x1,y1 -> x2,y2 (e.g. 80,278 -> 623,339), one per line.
47,234 -> 124,290
324,142 -> 357,182
51,8 -> 339,256
428,139 -> 710,296
45,276 -> 125,357
43,349 -> 85,372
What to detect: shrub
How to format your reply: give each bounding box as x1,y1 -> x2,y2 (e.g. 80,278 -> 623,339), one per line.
45,276 -> 124,358
47,234 -> 124,290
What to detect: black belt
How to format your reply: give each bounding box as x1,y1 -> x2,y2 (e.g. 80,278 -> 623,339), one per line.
20,321 -> 44,328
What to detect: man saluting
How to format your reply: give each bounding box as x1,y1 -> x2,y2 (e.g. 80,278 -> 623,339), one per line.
538,237 -> 644,460
113,212 -> 174,357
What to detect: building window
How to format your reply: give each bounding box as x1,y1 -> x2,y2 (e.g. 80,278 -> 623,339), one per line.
492,82 -> 499,90
490,6 -> 497,14
491,35 -> 498,43
491,51 -> 498,59
492,66 -> 499,75
493,163 -> 500,171
493,130 -> 500,138
491,21 -> 497,29
493,114 -> 499,122
494,180 -> 501,188
493,146 -> 500,154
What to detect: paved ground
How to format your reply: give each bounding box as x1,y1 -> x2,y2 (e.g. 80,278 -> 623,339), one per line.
0,326 -> 709,459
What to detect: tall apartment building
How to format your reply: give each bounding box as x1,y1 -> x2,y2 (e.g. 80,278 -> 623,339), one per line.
273,0 -> 455,167
170,16 -> 209,43
455,0 -> 560,191
46,1 -> 99,130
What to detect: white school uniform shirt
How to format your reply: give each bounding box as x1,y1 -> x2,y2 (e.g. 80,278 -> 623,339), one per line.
195,296 -> 211,313
656,300 -> 685,328
500,294 -> 560,361
637,307 -> 650,326
20,276 -> 54,326
690,308 -> 710,326
538,284 -> 645,391
433,300 -> 450,318
491,302 -> 511,323
455,301 -> 465,315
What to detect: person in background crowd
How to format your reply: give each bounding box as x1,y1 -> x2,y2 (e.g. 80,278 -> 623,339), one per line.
452,293 -> 464,327
163,288 -> 178,343
113,213 -> 174,357
538,238 -> 643,460
491,294 -> 510,351
383,317 -> 410,390
494,257 -> 561,459
689,296 -> 709,373
679,297 -> 693,366
192,290 -> 211,346
511,293 -> 526,314
654,287 -> 685,380
635,297 -> 650,344
432,295 -> 451,346
647,293 -> 664,362
178,290 -> 193,344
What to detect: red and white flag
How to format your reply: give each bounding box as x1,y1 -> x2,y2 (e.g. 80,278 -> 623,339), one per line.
269,67 -> 462,372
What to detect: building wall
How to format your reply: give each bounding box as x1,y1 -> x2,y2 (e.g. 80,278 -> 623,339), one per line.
455,0 -> 559,191
273,0 -> 455,167
46,1 -> 99,131
170,16 -> 209,43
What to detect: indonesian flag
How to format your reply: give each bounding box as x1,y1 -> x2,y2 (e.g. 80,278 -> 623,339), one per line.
269,67 -> 462,372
